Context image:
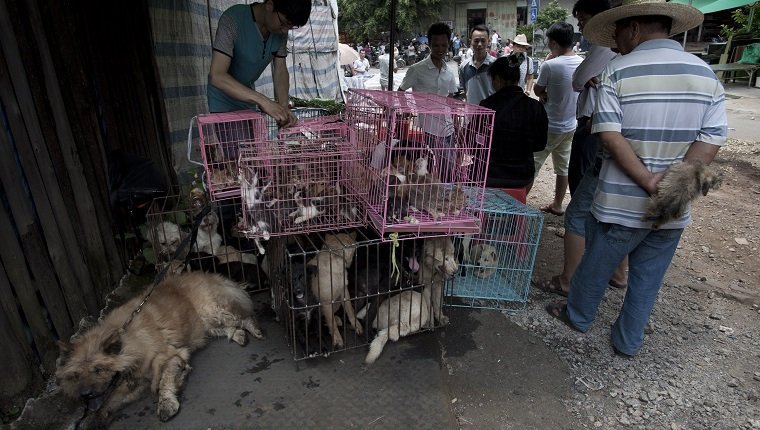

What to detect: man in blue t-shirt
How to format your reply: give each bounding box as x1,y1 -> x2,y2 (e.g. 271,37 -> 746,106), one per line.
208,0 -> 311,128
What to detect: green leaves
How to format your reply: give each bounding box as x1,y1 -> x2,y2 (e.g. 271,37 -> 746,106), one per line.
535,0 -> 570,32
337,0 -> 443,41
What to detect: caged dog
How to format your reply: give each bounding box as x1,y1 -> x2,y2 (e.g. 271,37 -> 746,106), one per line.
306,232 -> 362,349
55,273 -> 264,427
643,160 -> 722,229
288,260 -> 333,357
359,237 -> 459,364
469,242 -> 499,279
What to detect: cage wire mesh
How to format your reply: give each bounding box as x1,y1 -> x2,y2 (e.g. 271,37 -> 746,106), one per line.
146,190 -> 270,293
345,89 -> 494,239
197,110 -> 267,200
268,229 -> 454,361
263,107 -> 330,139
237,115 -> 366,244
446,188 -> 544,312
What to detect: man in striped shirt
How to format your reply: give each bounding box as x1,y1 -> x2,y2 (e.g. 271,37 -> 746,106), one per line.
546,0 -> 727,357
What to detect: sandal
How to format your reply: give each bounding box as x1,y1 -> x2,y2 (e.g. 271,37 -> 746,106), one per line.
535,275 -> 569,297
540,205 -> 564,216
545,302 -> 583,332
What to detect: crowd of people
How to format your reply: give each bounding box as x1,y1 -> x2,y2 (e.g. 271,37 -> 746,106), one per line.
206,0 -> 727,359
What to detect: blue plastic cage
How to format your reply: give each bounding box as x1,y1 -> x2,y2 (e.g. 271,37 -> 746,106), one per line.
446,188 -> 544,311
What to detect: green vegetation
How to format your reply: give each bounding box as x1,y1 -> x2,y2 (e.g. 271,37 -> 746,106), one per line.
290,97 -> 345,115
337,0 -> 443,42
535,0 -> 570,32
516,24 -> 535,43
720,2 -> 760,39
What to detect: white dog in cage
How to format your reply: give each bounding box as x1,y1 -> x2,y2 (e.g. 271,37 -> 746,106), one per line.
193,211 -> 223,255
240,168 -> 275,254
361,237 -> 458,364
151,221 -> 188,259
469,243 -> 498,279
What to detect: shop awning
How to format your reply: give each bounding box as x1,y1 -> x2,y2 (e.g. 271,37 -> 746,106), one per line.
669,0 -> 756,14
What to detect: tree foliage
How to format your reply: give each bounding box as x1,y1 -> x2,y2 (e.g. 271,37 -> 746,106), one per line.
535,0 -> 569,32
337,0 -> 443,42
720,2 -> 760,39
516,24 -> 535,43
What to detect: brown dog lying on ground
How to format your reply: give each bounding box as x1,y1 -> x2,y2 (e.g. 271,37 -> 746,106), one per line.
55,272 -> 264,428
643,160 -> 722,228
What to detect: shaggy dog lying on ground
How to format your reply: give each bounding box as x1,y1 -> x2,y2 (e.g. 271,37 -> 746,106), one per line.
643,161 -> 722,228
55,272 -> 264,428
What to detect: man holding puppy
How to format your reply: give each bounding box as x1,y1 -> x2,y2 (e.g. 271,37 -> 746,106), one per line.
546,0 -> 727,357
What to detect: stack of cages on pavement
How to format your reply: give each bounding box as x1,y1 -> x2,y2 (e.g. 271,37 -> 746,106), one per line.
197,110 -> 267,200
268,229 -> 456,360
446,188 -> 544,311
344,89 -> 494,238
145,189 -> 270,293
237,115 -> 366,248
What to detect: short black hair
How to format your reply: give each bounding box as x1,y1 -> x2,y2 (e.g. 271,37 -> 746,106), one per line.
616,15 -> 673,34
428,22 -> 452,42
488,54 -> 523,84
470,23 -> 490,37
572,0 -> 611,17
546,22 -> 574,49
273,0 -> 312,27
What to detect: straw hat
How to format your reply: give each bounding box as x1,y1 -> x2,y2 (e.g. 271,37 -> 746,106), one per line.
583,0 -> 703,48
513,34 -> 530,47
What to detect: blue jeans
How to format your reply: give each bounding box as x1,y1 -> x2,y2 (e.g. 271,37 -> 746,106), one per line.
567,216 -> 683,355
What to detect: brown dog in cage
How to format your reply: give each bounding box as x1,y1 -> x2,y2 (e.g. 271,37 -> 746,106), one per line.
361,237 -> 459,364
55,273 -> 264,427
306,232 -> 362,348
643,160 -> 722,229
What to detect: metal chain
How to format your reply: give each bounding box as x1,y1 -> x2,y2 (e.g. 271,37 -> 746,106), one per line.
121,204 -> 213,330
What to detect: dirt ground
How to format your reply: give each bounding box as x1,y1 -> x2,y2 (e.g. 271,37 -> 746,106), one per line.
522,85 -> 760,429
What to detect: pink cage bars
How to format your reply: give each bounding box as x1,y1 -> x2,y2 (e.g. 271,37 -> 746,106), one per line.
197,110 -> 267,200
237,116 -> 366,247
345,89 -> 494,238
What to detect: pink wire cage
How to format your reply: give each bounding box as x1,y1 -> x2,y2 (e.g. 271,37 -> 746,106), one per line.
345,89 -> 494,238
197,110 -> 267,201
237,115 -> 367,244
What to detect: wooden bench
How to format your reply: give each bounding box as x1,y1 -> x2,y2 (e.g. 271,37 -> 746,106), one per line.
710,62 -> 760,87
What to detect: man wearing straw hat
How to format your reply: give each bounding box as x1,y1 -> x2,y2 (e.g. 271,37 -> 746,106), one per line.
546,0 -> 727,358
511,34 -> 534,93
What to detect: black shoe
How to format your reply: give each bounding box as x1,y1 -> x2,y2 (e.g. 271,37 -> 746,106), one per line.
612,345 -> 634,359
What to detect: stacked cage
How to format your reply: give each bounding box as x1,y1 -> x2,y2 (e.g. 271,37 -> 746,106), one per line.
268,230 -> 457,361
446,188 -> 544,311
345,89 -> 494,238
197,110 -> 267,200
236,116 -> 366,247
146,190 -> 270,293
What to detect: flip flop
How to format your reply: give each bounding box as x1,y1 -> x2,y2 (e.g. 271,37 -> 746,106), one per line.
535,275 -> 569,297
540,205 -> 565,216
545,302 -> 583,332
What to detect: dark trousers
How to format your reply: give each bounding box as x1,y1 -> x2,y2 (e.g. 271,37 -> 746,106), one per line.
568,116 -> 600,196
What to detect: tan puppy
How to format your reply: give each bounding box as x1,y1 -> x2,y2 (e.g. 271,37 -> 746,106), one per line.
307,232 -> 361,348
420,237 -> 459,325
55,273 -> 264,427
644,161 -> 722,228
470,243 -> 498,278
